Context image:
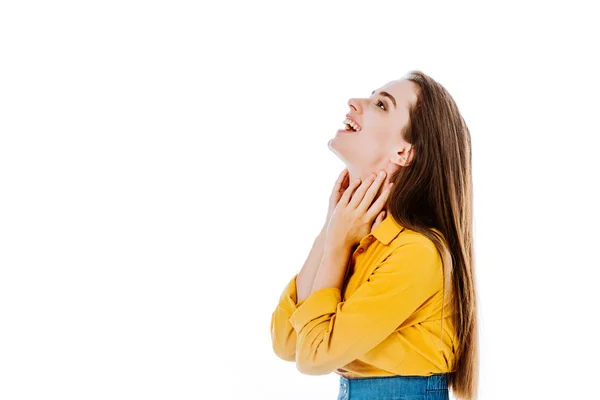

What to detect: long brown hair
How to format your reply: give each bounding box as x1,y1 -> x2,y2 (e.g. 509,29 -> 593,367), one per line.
386,71 -> 479,399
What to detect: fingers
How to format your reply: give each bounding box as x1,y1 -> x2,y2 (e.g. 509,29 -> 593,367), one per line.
347,173 -> 374,208
335,168 -> 349,193
376,210 -> 386,226
340,177 -> 362,206
336,168 -> 348,184
365,182 -> 393,221
330,169 -> 349,204
370,210 -> 386,233
339,169 -> 349,192
351,170 -> 387,209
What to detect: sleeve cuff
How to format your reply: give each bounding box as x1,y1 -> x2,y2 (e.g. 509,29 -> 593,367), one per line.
289,287 -> 341,333
280,274 -> 306,310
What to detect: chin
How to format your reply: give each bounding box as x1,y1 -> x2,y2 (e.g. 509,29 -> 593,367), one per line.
327,137 -> 341,154
328,140 -> 352,165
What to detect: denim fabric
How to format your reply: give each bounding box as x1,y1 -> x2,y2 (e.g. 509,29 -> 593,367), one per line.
337,373 -> 449,400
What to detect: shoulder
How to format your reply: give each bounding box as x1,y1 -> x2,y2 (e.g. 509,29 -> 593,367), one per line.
383,228 -> 443,273
391,227 -> 440,255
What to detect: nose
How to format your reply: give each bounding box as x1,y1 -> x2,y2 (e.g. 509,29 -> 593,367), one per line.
348,98 -> 359,112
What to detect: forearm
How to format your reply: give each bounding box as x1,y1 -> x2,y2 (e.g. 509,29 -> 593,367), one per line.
311,241 -> 352,293
296,227 -> 327,303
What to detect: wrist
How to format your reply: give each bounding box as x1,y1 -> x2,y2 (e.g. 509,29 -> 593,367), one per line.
324,236 -> 350,254
318,225 -> 327,240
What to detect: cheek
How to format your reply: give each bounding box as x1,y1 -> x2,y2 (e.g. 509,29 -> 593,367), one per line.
361,128 -> 389,148
355,134 -> 387,163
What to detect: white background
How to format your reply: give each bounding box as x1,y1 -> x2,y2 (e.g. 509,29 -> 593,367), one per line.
1,1 -> 598,399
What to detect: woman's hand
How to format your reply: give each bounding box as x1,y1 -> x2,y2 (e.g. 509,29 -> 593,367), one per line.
324,170 -> 393,249
322,168 -> 350,234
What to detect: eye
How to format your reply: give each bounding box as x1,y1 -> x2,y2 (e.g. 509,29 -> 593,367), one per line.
375,99 -> 387,111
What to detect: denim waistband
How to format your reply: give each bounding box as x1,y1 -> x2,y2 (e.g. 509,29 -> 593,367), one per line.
338,373 -> 449,399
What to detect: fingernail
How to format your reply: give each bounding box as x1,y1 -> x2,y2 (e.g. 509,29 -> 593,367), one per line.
378,171 -> 385,177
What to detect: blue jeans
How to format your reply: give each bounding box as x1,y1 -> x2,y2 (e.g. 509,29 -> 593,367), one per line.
337,373 -> 450,400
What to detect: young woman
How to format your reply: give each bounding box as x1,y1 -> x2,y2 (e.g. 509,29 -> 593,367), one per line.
270,70 -> 478,400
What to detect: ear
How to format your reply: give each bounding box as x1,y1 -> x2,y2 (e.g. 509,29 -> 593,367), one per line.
391,144 -> 414,167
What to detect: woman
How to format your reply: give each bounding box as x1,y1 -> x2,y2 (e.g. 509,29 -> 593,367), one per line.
270,70 -> 478,400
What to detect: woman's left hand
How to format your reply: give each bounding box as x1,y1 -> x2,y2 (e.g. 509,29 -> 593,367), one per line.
324,170 -> 393,249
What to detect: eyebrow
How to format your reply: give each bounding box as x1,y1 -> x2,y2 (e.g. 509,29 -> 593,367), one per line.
371,90 -> 396,108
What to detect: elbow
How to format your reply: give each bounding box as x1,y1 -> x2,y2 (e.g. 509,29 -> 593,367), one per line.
293,332 -> 338,375
270,311 -> 297,362
271,330 -> 296,362
272,342 -> 296,362
295,354 -> 335,376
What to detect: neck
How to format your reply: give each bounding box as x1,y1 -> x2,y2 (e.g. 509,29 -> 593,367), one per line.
348,167 -> 392,203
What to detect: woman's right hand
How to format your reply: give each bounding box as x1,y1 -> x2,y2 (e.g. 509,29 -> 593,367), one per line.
322,168 -> 350,235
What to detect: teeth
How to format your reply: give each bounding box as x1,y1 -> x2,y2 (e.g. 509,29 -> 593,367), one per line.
343,118 -> 361,131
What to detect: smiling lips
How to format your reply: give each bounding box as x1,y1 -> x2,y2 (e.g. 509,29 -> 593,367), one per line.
343,115 -> 361,132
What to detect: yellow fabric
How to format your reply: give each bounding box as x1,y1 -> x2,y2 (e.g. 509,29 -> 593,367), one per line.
270,214 -> 458,377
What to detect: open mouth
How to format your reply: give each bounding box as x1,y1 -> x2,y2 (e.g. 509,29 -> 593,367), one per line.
342,118 -> 361,132
344,123 -> 357,132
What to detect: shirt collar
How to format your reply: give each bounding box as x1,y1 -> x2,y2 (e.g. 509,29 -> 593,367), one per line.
371,213 -> 405,245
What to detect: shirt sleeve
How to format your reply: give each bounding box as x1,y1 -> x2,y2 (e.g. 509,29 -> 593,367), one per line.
289,240 -> 442,375
270,273 -> 307,361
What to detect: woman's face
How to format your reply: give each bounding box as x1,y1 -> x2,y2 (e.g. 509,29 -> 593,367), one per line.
328,79 -> 419,184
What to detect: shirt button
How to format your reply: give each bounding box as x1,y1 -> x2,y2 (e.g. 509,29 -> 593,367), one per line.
367,235 -> 374,240
357,247 -> 364,253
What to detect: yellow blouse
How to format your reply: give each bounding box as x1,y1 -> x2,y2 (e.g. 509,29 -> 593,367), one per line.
270,214 -> 458,377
